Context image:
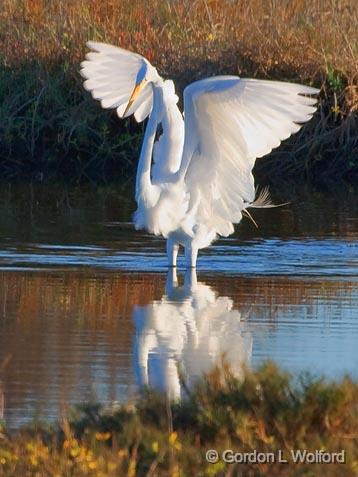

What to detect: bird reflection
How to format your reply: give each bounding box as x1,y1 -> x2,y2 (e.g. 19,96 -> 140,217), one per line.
133,269 -> 252,399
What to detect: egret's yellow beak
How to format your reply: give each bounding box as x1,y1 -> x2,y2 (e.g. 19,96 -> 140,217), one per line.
123,79 -> 147,117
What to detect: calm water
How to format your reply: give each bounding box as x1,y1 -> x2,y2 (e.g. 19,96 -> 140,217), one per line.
0,184 -> 357,428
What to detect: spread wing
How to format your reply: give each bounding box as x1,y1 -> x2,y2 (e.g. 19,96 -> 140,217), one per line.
81,42 -> 184,180
80,42 -> 155,122
181,77 -> 319,236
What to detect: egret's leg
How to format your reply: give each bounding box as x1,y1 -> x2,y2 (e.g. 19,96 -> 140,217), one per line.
167,239 -> 179,267
165,267 -> 178,295
184,268 -> 198,290
185,244 -> 198,268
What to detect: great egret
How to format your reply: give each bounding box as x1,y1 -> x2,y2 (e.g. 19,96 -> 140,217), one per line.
81,42 -> 319,268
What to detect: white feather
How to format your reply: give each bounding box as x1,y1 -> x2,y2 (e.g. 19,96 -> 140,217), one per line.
181,77 -> 319,236
81,41 -> 155,122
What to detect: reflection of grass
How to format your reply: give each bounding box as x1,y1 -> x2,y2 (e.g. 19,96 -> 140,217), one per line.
0,0 -> 357,183
0,362 -> 357,476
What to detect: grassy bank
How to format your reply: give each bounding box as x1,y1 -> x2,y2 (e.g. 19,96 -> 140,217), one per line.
0,362 -> 357,476
0,0 -> 357,184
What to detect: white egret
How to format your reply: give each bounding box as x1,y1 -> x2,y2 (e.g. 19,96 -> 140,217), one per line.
81,42 -> 319,268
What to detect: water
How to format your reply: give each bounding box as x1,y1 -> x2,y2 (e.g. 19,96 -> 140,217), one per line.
0,184 -> 357,428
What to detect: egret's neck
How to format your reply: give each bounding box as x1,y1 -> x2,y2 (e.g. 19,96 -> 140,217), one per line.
135,85 -> 161,201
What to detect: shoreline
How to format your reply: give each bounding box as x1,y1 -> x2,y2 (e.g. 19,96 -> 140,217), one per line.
0,362 -> 357,476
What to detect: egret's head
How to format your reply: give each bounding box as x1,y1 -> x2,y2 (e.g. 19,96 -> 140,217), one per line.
123,63 -> 158,117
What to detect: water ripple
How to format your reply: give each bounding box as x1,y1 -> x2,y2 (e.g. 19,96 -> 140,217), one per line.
0,237 -> 356,277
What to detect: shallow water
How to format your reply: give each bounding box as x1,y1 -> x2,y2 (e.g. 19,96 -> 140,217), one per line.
0,184 -> 357,428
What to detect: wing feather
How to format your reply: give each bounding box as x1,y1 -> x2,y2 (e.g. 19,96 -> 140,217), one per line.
182,77 -> 319,236
81,41 -> 156,122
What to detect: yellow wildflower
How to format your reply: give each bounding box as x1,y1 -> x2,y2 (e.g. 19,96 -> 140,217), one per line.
88,460 -> 97,470
169,432 -> 177,445
95,431 -> 111,441
169,432 -> 182,451
118,449 -> 128,458
63,439 -> 70,449
70,447 -> 80,458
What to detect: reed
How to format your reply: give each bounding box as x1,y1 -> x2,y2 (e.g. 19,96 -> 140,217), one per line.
0,0 -> 357,183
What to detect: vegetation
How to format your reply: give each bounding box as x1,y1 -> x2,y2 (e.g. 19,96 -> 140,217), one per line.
0,0 -> 357,184
0,362 -> 357,476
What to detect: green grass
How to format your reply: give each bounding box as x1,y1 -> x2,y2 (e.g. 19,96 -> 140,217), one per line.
0,362 -> 357,476
0,0 -> 357,184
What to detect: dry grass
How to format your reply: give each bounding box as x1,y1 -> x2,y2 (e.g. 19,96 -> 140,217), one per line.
0,0 -> 357,182
2,0 -> 357,85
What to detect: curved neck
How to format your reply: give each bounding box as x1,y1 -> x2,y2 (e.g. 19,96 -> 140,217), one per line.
135,86 -> 161,200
